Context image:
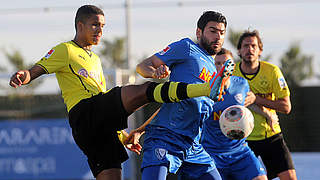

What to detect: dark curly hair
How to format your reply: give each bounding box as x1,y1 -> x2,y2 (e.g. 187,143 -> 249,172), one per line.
197,11 -> 227,31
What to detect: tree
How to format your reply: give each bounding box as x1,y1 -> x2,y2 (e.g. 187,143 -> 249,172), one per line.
99,37 -> 127,69
1,48 -> 42,95
228,28 -> 242,49
280,43 -> 313,87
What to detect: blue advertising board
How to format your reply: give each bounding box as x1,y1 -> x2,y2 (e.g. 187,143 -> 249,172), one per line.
0,118 -> 93,179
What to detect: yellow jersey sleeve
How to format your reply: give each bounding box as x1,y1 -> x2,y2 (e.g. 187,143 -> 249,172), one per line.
117,131 -> 127,145
36,43 -> 68,74
271,65 -> 290,99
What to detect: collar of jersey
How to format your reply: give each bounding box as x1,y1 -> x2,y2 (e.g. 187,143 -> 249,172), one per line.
239,61 -> 260,80
71,40 -> 92,57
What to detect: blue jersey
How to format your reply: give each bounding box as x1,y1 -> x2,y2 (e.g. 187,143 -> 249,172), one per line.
148,38 -> 217,141
201,76 -> 250,153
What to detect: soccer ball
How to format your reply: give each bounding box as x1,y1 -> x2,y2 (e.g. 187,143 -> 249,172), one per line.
219,105 -> 254,140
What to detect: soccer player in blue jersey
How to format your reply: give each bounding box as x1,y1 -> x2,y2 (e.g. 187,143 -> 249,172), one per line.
133,11 -> 233,180
201,48 -> 268,180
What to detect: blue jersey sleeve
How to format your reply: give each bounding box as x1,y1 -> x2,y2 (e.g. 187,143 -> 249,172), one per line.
155,38 -> 190,68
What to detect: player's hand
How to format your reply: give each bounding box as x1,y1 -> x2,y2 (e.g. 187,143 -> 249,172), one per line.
123,129 -> 145,155
153,65 -> 170,79
9,70 -> 30,88
264,108 -> 279,132
244,91 -> 256,107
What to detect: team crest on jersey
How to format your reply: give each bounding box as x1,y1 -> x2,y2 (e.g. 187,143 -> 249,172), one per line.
278,77 -> 287,89
78,68 -> 88,78
44,49 -> 55,59
158,46 -> 171,55
155,148 -> 167,160
234,93 -> 243,104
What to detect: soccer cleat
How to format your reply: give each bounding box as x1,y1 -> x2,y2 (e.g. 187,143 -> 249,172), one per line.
209,59 -> 235,101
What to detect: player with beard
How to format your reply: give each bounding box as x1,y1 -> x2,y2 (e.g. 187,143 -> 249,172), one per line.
133,11 -> 234,180
233,30 -> 296,180
9,6 -> 231,180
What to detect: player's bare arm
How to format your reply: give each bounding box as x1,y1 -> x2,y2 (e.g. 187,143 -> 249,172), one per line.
9,65 -> 46,88
136,55 -> 169,79
248,104 -> 279,132
255,95 -> 291,114
124,108 -> 160,154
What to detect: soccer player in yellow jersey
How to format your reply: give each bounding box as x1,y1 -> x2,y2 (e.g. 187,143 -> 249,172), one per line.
8,5 -> 231,180
233,30 -> 297,180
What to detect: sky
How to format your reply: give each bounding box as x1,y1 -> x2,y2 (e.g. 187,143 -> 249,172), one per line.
0,0 -> 319,94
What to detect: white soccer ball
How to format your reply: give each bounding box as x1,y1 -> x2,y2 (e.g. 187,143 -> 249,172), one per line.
219,105 -> 254,140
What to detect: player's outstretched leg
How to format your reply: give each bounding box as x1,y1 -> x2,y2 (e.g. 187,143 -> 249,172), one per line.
209,59 -> 234,101
143,59 -> 234,105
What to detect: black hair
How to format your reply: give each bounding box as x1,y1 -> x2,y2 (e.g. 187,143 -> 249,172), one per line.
197,11 -> 227,31
75,5 -> 104,30
217,48 -> 233,58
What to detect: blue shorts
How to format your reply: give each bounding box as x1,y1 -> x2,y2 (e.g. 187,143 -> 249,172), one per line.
208,143 -> 266,180
141,127 -> 216,179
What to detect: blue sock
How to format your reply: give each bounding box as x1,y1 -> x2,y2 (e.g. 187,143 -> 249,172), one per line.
142,165 -> 168,180
199,169 -> 222,180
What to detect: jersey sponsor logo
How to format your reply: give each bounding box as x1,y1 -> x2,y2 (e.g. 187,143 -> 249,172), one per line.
158,46 -> 171,55
213,110 -> 222,121
199,67 -> 216,82
155,148 -> 167,160
256,93 -> 273,100
278,77 -> 287,89
78,68 -> 88,78
44,49 -> 55,59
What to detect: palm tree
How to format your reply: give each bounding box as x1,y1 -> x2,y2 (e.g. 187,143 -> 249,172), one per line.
280,43 -> 313,87
2,48 -> 42,95
99,37 -> 127,69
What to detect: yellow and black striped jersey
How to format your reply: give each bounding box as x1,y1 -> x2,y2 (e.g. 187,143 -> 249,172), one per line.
233,61 -> 290,140
36,40 -> 107,112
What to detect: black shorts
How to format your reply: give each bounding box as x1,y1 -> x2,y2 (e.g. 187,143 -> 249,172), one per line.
68,87 -> 130,177
247,133 -> 295,179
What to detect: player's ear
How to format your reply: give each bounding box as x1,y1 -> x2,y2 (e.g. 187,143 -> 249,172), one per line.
237,50 -> 241,59
258,49 -> 263,57
196,28 -> 202,41
76,21 -> 84,32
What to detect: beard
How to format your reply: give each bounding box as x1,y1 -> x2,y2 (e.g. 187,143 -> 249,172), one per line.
242,54 -> 259,65
199,36 -> 222,55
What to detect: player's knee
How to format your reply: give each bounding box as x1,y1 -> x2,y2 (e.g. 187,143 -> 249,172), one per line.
252,175 -> 268,180
96,168 -> 121,180
278,169 -> 297,180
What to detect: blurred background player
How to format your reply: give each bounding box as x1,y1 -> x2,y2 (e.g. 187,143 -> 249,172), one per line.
8,5 -> 229,180
233,30 -> 297,180
201,48 -> 268,180
132,11 -> 234,180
